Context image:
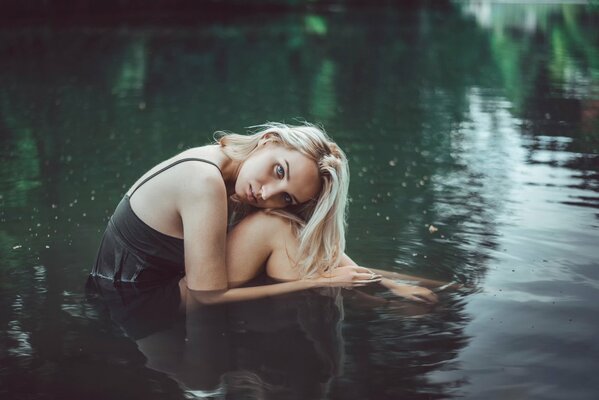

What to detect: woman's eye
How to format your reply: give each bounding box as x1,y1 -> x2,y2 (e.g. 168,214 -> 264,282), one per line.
276,164 -> 285,178
283,193 -> 293,204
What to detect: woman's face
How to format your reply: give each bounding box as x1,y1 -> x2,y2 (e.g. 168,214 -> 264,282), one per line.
235,143 -> 321,209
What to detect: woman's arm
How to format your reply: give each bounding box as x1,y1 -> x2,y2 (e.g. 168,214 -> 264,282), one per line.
179,179 -> 378,304
183,278 -> 316,304
178,169 -> 230,291
184,266 -> 378,305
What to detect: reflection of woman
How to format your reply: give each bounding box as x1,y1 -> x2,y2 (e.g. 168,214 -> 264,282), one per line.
90,122 -> 439,303
87,276 -> 346,398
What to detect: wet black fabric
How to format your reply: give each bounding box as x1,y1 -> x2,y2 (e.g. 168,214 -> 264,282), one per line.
85,275 -> 184,340
90,157 -> 222,284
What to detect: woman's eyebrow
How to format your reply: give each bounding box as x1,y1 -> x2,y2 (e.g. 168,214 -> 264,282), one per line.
285,160 -> 291,182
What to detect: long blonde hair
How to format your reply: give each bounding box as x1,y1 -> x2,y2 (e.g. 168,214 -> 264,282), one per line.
216,122 -> 350,278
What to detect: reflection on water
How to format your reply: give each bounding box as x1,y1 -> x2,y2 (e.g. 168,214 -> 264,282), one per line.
1,2 -> 598,399
86,276 -> 345,399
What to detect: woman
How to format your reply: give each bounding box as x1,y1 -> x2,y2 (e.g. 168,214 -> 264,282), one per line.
91,122 -> 440,304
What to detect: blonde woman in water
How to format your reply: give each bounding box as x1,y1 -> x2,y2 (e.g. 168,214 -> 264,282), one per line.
91,122 -> 441,304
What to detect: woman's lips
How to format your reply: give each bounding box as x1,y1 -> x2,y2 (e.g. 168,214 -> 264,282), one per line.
247,184 -> 257,203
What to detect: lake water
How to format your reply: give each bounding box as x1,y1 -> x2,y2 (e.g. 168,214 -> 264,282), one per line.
1,2 -> 598,399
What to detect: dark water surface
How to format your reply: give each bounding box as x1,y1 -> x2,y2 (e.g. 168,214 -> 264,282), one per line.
1,2 -> 599,399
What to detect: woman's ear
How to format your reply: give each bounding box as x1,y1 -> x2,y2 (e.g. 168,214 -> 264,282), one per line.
258,132 -> 276,146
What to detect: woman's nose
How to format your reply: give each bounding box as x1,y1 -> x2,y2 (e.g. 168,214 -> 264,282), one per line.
259,186 -> 272,200
259,187 -> 268,200
259,183 -> 281,201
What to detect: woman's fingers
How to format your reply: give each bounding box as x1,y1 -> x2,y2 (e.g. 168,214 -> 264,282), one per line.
322,268 -> 380,281
353,278 -> 382,284
316,266 -> 385,286
354,272 -> 381,281
338,265 -> 375,274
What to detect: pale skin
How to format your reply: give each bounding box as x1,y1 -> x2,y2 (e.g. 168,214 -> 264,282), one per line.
128,138 -> 443,305
219,210 -> 441,304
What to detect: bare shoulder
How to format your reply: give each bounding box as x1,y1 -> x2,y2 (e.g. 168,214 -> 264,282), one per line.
226,210 -> 300,282
241,211 -> 294,233
237,211 -> 298,252
248,212 -> 300,281
174,160 -> 225,203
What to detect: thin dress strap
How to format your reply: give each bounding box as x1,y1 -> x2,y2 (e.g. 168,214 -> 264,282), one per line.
129,157 -> 222,198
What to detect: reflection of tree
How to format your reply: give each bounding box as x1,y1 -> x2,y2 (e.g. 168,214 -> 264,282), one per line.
310,58 -> 337,123
489,27 -> 540,112
461,2 -> 599,152
112,37 -> 147,99
0,94 -> 42,206
325,6 -> 498,287
470,3 -> 599,216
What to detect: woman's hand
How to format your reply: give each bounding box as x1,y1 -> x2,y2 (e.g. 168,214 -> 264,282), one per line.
387,281 -> 438,304
312,266 -> 382,286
